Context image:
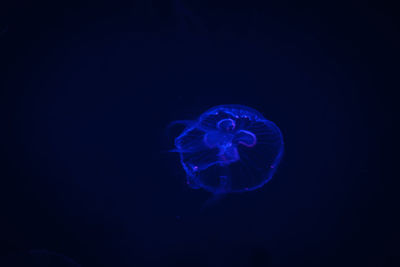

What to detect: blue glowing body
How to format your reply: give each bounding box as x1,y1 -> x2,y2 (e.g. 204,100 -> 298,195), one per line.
173,105 -> 284,194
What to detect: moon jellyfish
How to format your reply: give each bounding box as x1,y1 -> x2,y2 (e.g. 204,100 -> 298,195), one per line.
172,105 -> 284,194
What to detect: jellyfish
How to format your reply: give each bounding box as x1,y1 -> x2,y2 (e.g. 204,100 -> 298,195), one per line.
172,105 -> 284,194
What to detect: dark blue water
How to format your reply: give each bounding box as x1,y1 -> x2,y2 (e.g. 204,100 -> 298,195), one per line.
0,1 -> 396,266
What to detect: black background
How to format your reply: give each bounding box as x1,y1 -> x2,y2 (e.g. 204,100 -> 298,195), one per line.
0,1 -> 397,266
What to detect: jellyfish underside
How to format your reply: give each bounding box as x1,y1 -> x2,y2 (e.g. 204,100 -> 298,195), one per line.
174,105 -> 284,193
203,120 -> 257,164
